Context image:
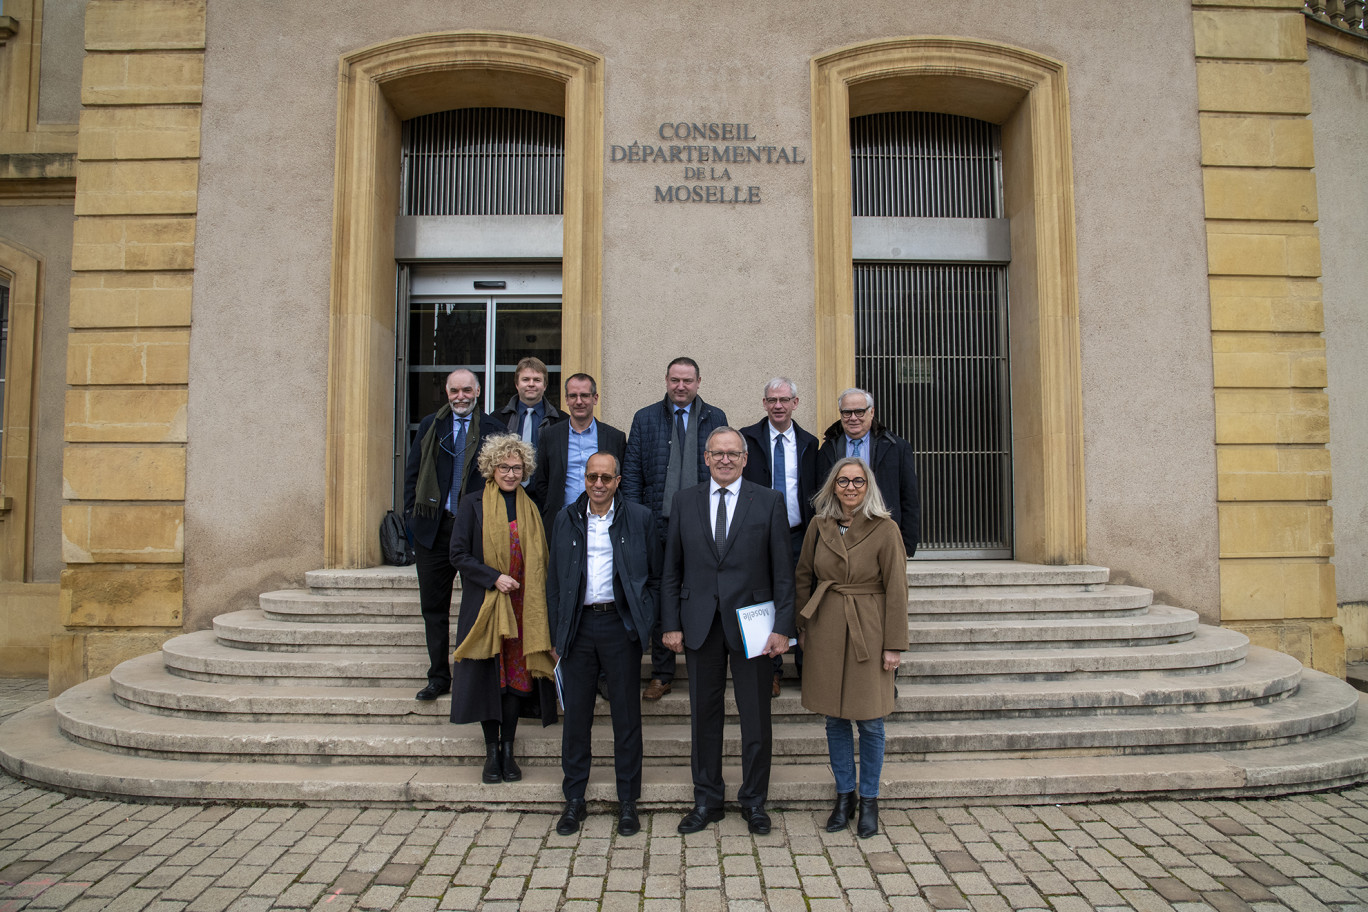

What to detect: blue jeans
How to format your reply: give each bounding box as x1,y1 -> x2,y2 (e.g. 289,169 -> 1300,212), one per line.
825,716 -> 885,798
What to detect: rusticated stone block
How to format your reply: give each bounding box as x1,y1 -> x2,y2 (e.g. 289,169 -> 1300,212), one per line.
75,160 -> 199,216
1220,557 -> 1335,623
85,629 -> 181,680
63,445 -> 186,500
82,52 -> 204,106
1202,168 -> 1317,221
60,566 -> 183,627
72,216 -> 196,271
85,0 -> 206,51
1218,502 -> 1333,558
1213,388 -> 1329,444
1199,115 -> 1314,167
1224,618 -> 1344,678
1196,61 -> 1311,114
1208,276 -> 1323,332
1216,444 -> 1331,501
65,329 -> 190,385
78,106 -> 202,161
62,504 -> 184,563
1211,332 -> 1327,388
48,633 -> 86,697
69,272 -> 193,328
65,388 -> 188,443
1206,222 -> 1321,277
1192,9 -> 1307,61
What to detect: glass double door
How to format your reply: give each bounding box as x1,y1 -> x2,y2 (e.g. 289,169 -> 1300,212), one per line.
394,264 -> 562,505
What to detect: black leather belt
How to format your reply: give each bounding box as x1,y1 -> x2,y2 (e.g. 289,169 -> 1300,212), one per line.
584,602 -> 617,612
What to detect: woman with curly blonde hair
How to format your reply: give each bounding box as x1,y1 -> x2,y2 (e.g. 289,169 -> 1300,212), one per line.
449,434 -> 558,783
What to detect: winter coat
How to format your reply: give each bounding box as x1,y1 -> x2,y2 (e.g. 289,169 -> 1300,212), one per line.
795,512 -> 908,720
620,395 -> 727,518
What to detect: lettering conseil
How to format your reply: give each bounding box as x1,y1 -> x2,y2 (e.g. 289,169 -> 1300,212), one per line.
659,122 -> 755,141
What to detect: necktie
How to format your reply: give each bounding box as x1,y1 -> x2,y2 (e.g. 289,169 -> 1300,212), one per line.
674,407 -> 686,444
715,487 -> 729,553
772,433 -> 786,502
521,407 -> 534,443
449,417 -> 468,510
850,437 -> 862,460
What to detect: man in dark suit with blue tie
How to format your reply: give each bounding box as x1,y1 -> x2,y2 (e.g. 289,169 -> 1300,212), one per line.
661,427 -> 795,835
403,368 -> 504,702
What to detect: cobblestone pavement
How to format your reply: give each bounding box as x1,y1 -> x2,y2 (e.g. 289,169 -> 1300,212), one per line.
4,678 -> 1368,912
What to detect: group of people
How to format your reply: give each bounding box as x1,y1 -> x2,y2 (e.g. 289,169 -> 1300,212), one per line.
402,356 -> 921,840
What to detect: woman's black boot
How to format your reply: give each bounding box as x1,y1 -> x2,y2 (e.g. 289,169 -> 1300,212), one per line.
856,797 -> 879,838
481,742 -> 502,784
500,741 -> 522,782
825,791 -> 857,832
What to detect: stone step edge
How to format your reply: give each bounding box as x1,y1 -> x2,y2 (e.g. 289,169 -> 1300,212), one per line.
6,698 -> 1368,807
110,649 -> 1305,719
58,671 -> 1358,758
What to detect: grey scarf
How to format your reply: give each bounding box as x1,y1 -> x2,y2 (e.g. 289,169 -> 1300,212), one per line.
661,400 -> 699,518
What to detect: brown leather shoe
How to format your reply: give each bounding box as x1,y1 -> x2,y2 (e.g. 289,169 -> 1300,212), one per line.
771,674 -> 782,698
643,679 -> 671,701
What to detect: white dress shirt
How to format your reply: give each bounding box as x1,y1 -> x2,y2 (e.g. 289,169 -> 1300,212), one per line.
583,502 -> 616,605
709,477 -> 740,541
768,422 -> 801,528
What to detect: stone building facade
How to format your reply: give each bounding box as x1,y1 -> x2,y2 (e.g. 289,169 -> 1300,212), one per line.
0,0 -> 1363,687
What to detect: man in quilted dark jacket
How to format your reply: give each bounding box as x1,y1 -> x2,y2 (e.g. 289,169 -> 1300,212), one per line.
621,357 -> 728,700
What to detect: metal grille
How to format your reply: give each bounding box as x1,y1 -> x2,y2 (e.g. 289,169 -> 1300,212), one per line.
855,264 -> 1011,555
401,108 -> 564,215
851,112 -> 1002,218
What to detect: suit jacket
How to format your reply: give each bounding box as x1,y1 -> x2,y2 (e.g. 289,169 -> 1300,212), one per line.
495,395 -> 562,447
402,409 -> 506,550
527,419 -> 627,527
661,478 -> 797,653
740,418 -> 820,532
816,420 -> 921,556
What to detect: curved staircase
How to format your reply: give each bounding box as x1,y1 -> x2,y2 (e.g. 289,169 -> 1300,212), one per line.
3,561 -> 1367,807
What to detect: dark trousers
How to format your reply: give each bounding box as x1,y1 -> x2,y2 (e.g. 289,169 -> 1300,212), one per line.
651,516 -> 677,683
561,607 -> 644,803
414,513 -> 457,688
686,612 -> 773,808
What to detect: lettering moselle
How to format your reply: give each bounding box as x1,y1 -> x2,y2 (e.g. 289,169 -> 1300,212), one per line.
608,121 -> 805,205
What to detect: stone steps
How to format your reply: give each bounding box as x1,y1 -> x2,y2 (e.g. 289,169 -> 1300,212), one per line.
5,560 -> 1368,806
107,647 -> 1305,725
58,670 -> 1359,765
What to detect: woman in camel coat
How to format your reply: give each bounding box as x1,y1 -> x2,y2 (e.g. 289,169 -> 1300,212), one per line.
796,456 -> 909,838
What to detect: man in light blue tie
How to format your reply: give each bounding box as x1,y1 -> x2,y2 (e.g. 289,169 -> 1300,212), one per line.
816,387 -> 921,557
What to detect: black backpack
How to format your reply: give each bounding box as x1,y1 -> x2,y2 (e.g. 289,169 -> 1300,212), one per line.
379,510 -> 415,566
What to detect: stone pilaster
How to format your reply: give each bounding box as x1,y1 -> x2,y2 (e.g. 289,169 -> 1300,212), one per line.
52,0 -> 204,692
1193,0 -> 1343,676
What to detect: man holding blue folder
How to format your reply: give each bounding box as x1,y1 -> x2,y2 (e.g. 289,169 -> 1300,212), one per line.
661,426 -> 795,835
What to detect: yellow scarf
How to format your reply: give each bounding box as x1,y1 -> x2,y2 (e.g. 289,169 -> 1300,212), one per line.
451,481 -> 555,679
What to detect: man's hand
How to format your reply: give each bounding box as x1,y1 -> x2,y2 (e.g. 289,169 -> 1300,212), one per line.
662,631 -> 684,654
763,633 -> 790,657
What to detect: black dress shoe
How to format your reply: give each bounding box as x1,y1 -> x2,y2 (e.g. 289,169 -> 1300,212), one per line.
415,682 -> 449,701
856,796 -> 879,838
617,801 -> 640,836
740,804 -> 771,835
555,799 -> 587,836
676,805 -> 725,833
825,791 -> 857,832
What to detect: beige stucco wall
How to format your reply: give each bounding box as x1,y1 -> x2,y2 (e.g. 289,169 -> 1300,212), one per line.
1312,44 -> 1368,606
35,0 -> 88,125
184,1 -> 1219,629
0,205 -> 72,582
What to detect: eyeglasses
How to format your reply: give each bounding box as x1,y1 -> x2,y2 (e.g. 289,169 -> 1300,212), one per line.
706,450 -> 745,461
584,473 -> 618,484
565,393 -> 596,401
763,396 -> 795,406
835,476 -> 867,488
494,464 -> 525,475
839,407 -> 870,418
